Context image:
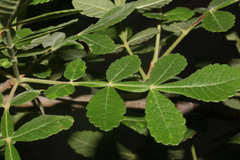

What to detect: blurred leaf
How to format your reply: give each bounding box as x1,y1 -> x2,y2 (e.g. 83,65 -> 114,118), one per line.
79,33 -> 116,54
17,48 -> 49,58
150,54 -> 187,85
168,149 -> 185,160
42,32 -> 66,50
223,98 -> 240,110
33,65 -> 51,79
114,0 -> 126,6
0,58 -> 12,68
12,115 -> 74,141
86,87 -> 126,131
72,0 -> 115,18
131,44 -> 155,54
157,64 -> 240,102
226,31 -> 240,53
181,128 -> 196,142
146,90 -> 186,145
31,0 -> 53,5
64,59 -> 86,81
94,27 -> 120,41
83,3 -> 135,33
202,11 -> 235,32
122,116 -> 148,136
17,34 -> 50,50
143,12 -> 167,20
208,0 -> 240,10
128,28 -> 159,45
0,93 -> 3,106
113,81 -> 150,92
229,133 -> 240,144
163,7 -> 195,22
106,55 -> 141,82
0,138 -> 5,147
5,143 -> 21,160
1,110 -> 14,138
14,28 -> 32,42
135,0 -> 173,11
11,90 -> 41,106
44,84 -> 75,100
56,49 -> 87,61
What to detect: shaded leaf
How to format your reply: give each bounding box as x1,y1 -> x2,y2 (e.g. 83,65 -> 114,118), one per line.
14,28 -> 32,42
0,93 -> 3,106
44,84 -> 75,100
128,28 -> 159,45
72,0 -> 115,18
0,58 -> 12,68
64,59 -> 86,81
157,64 -> 240,102
78,81 -> 109,88
163,7 -> 194,22
79,33 -> 116,54
202,11 -> 235,32
146,90 -> 186,145
11,90 -> 41,106
114,0 -> 126,6
17,34 -> 50,50
83,3 -> 135,33
42,32 -> 66,49
107,55 -> 141,82
122,116 -> 148,136
229,133 -> 240,144
17,48 -> 50,58
0,138 -> 5,147
135,0 -> 173,11
12,115 -> 74,141
5,143 -> 21,160
86,87 -> 126,131
143,12 -> 167,20
181,128 -> 196,142
1,110 -> 14,138
150,54 -> 187,85
226,31 -> 240,53
223,98 -> 240,110
33,65 -> 51,79
113,81 -> 149,92
131,44 -> 155,54
31,0 -> 53,5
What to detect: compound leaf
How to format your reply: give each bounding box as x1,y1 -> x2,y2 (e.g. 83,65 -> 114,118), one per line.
11,90 -> 41,106
157,64 -> 240,102
86,87 -> 126,131
79,33 -> 116,54
72,0 -> 115,18
202,11 -> 235,32
146,90 -> 186,145
83,3 -> 135,33
5,143 -> 21,160
12,115 -> 74,141
64,59 -> 86,81
128,28 -> 159,46
122,116 -> 148,136
150,54 -> 187,85
135,0 -> 173,11
106,55 -> 141,82
44,84 -> 75,100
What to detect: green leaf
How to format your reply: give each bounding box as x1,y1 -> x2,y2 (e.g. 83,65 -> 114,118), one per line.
33,65 -> 51,79
17,48 -> 49,58
14,9 -> 81,26
114,0 -> 126,6
146,90 -> 186,145
157,64 -> 240,102
163,7 -> 194,22
107,55 -> 141,82
86,87 -> 126,131
17,34 -> 50,50
223,98 -> 240,110
181,128 -> 196,142
42,32 -> 66,49
202,11 -> 235,32
143,12 -> 167,20
44,84 -> 75,100
11,90 -> 41,106
0,58 -> 12,68
12,115 -> 74,141
72,0 -> 115,18
150,54 -> 187,85
14,28 -> 32,42
131,44 -> 155,54
5,143 -> 21,160
1,110 -> 14,138
208,0 -> 240,10
79,33 -> 116,54
122,116 -> 148,136
31,0 -> 53,5
135,0 -> 173,11
0,93 -> 3,106
78,81 -> 109,88
0,138 -> 6,147
113,81 -> 150,92
64,59 -> 86,81
229,133 -> 240,144
128,28 -> 159,46
0,0 -> 33,27
83,3 -> 135,33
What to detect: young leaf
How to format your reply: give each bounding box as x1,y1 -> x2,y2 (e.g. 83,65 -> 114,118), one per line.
31,0 -> 53,5
0,93 -> 3,106
83,3 -> 135,33
1,110 -> 14,138
44,84 -> 75,100
64,59 -> 86,81
106,55 -> 141,82
208,0 -> 240,10
135,0 -> 173,11
42,32 -> 66,50
86,87 -> 126,131
202,11 -> 235,32
5,143 -> 21,160
150,54 -> 187,85
146,90 -> 186,145
113,81 -> 150,93
122,116 -> 148,136
79,33 -> 116,54
223,98 -> 240,110
157,64 -> 240,102
128,28 -> 159,46
10,90 -> 41,106
12,115 -> 74,142
72,0 -> 115,18
163,7 -> 195,22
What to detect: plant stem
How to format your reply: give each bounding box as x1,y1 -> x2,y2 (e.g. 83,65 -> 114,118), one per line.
120,30 -> 148,81
191,143 -> 198,160
161,13 -> 207,57
147,23 -> 162,77
4,81 -> 19,110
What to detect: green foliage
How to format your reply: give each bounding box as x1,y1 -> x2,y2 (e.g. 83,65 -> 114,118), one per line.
122,116 -> 148,136
10,90 -> 41,106
44,84 -> 75,100
64,59 -> 86,81
135,0 -> 173,11
128,28 -> 159,45
5,143 -> 21,160
31,0 -> 53,5
0,93 -> 3,106
1,110 -> 14,138
223,98 -> 240,110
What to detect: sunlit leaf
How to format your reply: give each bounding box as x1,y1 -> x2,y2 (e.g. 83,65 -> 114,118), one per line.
64,59 -> 86,81
86,87 -> 126,131
12,115 -> 74,141
122,116 -> 148,136
11,90 -> 41,106
44,84 -> 75,100
146,90 -> 186,145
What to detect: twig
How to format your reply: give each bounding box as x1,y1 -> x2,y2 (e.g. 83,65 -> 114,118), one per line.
0,80 -> 12,93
